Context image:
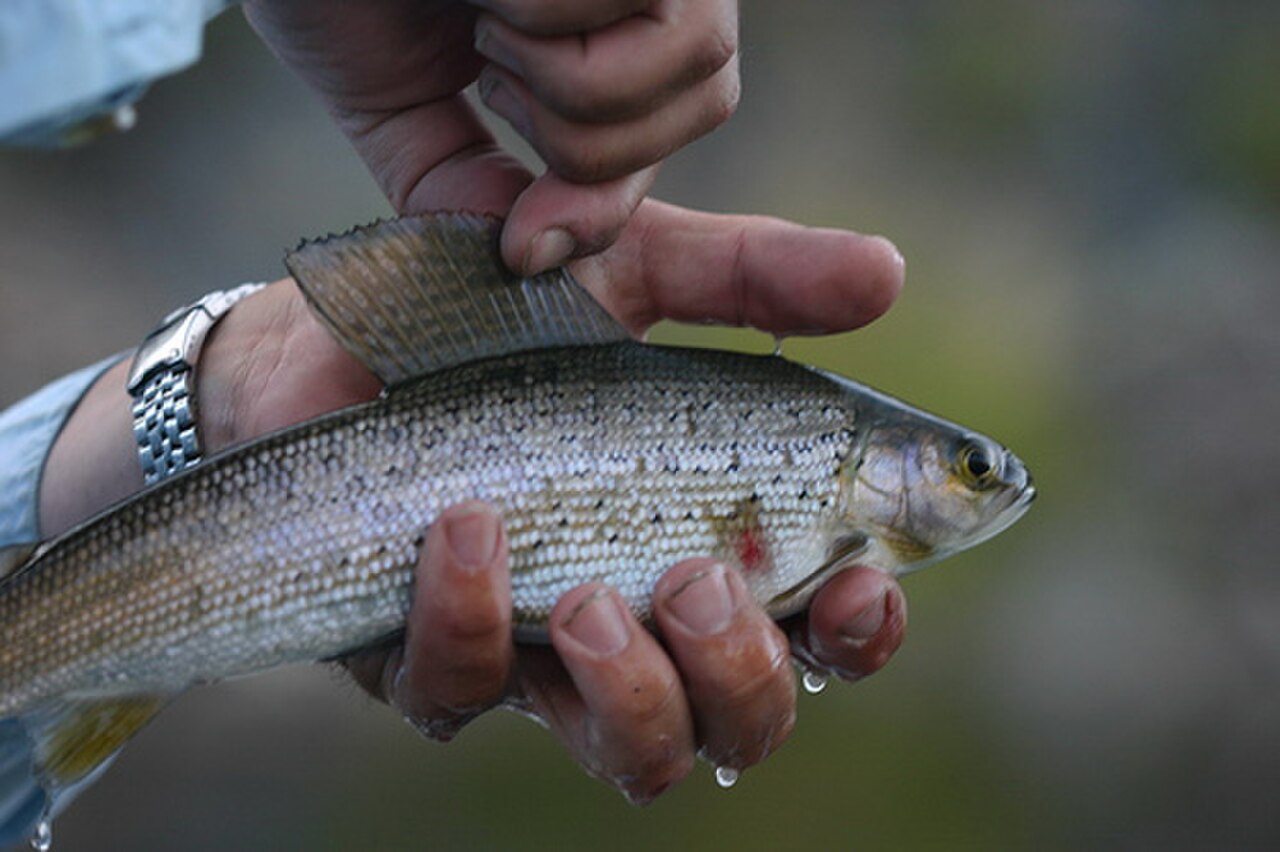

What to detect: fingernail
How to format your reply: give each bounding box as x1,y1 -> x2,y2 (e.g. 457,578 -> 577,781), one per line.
562,589 -> 630,656
474,21 -> 517,73
476,65 -> 501,104
386,647 -> 411,709
473,20 -> 493,56
524,228 -> 575,276
665,564 -> 734,636
443,504 -> 500,572
841,588 -> 887,641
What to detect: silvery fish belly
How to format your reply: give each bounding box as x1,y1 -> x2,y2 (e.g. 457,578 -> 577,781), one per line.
0,215 -> 1034,845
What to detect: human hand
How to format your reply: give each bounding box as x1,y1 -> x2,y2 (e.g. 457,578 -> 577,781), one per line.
344,502 -> 907,803
243,0 -> 740,275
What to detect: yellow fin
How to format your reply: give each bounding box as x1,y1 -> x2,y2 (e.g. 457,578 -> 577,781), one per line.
286,213 -> 629,387
29,696 -> 167,789
1,696 -> 170,844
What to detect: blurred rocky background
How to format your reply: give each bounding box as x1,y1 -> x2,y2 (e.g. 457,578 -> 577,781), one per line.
2,1 -> 1277,849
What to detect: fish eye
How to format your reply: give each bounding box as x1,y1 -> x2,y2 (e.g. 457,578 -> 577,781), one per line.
957,441 -> 999,489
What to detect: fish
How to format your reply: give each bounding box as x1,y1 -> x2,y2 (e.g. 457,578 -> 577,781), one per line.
0,213 -> 1034,845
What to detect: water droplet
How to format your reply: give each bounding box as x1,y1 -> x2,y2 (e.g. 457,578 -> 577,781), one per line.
714,765 -> 739,789
802,670 -> 829,695
30,816 -> 52,852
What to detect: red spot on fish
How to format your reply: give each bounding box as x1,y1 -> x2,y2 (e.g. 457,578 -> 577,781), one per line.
736,527 -> 769,572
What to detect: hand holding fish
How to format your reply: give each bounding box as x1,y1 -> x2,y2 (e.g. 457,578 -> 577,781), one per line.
244,0 -> 741,275
36,0 -> 911,805
38,208 -> 907,804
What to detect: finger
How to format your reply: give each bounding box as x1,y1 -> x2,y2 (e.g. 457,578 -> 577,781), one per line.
470,0 -> 651,36
478,58 -> 739,183
392,502 -> 515,740
245,3 -> 535,216
474,1 -> 737,123
339,94 -> 534,215
524,584 -> 696,804
501,165 -> 659,275
573,200 -> 906,336
790,566 -> 908,681
652,560 -> 796,772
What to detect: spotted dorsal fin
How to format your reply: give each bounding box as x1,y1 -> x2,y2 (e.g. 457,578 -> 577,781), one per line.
285,214 -> 629,387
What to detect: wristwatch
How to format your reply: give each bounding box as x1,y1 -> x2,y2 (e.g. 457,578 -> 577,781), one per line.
126,283 -> 265,485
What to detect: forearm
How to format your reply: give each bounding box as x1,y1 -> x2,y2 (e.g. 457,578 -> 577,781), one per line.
0,357 -> 122,548
37,359 -> 139,538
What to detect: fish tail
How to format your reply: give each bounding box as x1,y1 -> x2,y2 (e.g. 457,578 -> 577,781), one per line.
0,696 -> 169,846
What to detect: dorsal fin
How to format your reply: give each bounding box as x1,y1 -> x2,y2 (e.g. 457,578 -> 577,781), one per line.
285,214 -> 629,387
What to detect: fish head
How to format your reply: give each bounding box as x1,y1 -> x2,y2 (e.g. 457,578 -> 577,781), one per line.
763,372 -> 1034,619
825,375 -> 1035,575
808,368 -> 1039,573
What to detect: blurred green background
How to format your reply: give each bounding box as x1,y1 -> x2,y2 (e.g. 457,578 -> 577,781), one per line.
2,2 -> 1277,849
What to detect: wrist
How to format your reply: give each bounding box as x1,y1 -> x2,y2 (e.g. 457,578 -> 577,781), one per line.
39,278 -> 379,537
196,278 -> 381,453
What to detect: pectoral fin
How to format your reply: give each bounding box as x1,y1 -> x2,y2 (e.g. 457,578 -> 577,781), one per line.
0,694 -> 174,846
765,532 -> 870,619
28,695 -> 168,789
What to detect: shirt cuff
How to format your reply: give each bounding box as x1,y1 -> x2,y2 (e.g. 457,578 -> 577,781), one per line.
0,0 -> 235,146
0,355 -> 124,547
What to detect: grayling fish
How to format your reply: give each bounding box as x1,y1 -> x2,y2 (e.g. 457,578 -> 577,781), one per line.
0,214 -> 1034,845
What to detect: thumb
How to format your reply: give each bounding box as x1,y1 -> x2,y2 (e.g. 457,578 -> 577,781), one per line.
500,166 -> 660,276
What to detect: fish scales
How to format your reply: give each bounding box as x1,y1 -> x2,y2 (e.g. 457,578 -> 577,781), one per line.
0,342 -> 852,717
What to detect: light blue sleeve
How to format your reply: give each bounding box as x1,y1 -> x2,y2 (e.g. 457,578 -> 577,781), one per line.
0,0 -> 235,146
0,356 -> 123,548
0,356 -> 126,847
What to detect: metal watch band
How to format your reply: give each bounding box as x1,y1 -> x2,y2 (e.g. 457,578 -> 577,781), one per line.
131,364 -> 199,483
127,283 -> 266,485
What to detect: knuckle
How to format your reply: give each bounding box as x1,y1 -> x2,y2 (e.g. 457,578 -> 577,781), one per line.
439,652 -> 509,703
436,591 -> 508,642
544,141 -> 627,184
714,702 -> 797,770
692,20 -> 739,81
706,67 -> 741,128
397,652 -> 506,727
542,80 -> 625,125
622,671 -> 685,728
717,631 -> 793,710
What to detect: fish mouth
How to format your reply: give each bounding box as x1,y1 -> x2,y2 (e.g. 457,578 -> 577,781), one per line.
980,479 -> 1036,544
932,477 -> 1035,564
